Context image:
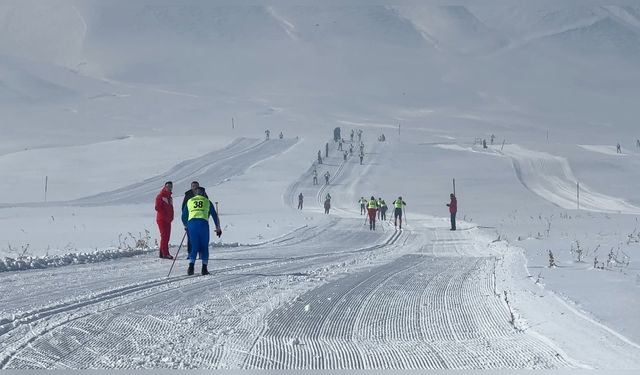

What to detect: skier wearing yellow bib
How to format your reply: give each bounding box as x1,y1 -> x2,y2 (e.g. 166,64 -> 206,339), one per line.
181,187 -> 222,275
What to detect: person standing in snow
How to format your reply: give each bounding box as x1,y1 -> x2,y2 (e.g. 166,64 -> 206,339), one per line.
617,143 -> 622,154
182,187 -> 222,275
265,129 -> 270,140
325,142 -> 329,158
155,181 -> 174,259
392,196 -> 406,230
324,171 -> 330,185
367,196 -> 379,230
380,198 -> 388,221
359,197 -> 367,215
298,193 -> 304,209
324,197 -> 331,214
338,139 -> 343,151
183,181 -> 208,258
359,150 -> 364,165
446,193 -> 457,230
312,169 -> 318,185
279,131 -> 283,139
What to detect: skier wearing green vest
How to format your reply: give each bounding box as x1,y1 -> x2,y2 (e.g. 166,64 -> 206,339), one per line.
181,187 -> 222,275
392,196 -> 407,230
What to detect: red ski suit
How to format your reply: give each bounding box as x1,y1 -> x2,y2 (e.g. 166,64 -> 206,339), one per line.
155,186 -> 174,257
448,197 -> 457,214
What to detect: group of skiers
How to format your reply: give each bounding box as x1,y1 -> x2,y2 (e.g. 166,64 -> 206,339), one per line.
265,129 -> 284,140
297,192 -> 332,214
155,127 -> 459,276
360,196 -> 405,230
155,180 -> 223,276
311,167 -> 331,185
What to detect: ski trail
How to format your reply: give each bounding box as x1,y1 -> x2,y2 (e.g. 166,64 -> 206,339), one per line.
502,144 -> 640,214
0,138 -> 297,208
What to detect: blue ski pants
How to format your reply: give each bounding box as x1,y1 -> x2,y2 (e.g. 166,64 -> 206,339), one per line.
187,219 -> 210,265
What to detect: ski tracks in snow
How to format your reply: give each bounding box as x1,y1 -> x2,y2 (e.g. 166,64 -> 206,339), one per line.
0,138 -> 297,208
243,228 -> 572,369
502,144 -> 640,214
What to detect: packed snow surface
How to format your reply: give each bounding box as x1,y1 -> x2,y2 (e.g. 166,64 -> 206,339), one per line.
1,1 -> 639,370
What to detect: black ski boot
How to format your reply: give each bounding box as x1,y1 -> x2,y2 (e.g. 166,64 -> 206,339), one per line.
187,263 -> 195,276
201,264 -> 210,275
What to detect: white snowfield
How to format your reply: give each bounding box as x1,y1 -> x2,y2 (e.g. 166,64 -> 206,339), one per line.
1,1 -> 640,371
502,144 -> 640,215
1,136 -> 640,370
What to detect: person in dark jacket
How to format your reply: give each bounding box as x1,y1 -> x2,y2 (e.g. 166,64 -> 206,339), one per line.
182,181 -> 208,257
298,192 -> 304,209
155,181 -> 174,259
182,187 -> 222,275
446,193 -> 457,230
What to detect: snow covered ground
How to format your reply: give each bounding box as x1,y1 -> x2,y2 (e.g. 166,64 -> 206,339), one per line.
1,1 -> 640,370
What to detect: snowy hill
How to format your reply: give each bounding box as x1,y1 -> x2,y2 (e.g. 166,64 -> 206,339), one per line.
0,1 -> 639,370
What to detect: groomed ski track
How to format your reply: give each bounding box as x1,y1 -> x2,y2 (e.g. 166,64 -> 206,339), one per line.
1,138 -> 640,369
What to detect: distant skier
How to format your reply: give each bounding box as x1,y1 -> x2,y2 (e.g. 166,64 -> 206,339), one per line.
317,150 -> 322,164
343,151 -> 348,161
359,197 -> 367,215
483,139 -> 487,149
350,129 -> 354,142
377,197 -> 384,219
324,197 -> 331,214
338,139 -> 343,151
324,171 -> 330,185
312,169 -> 318,185
367,196 -> 379,230
490,134 -> 495,145
279,131 -> 283,139
380,198 -> 388,221
349,144 -> 354,155
357,129 -> 363,142
637,139 -> 640,148
182,187 -> 222,275
359,150 -> 364,165
155,181 -> 174,259
446,193 -> 457,231
392,196 -> 407,230
298,192 -> 304,209
325,142 -> 329,158
617,143 -> 622,154
265,129 -> 270,140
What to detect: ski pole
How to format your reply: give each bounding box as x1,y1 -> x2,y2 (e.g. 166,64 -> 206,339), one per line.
403,207 -> 407,226
167,230 -> 187,278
